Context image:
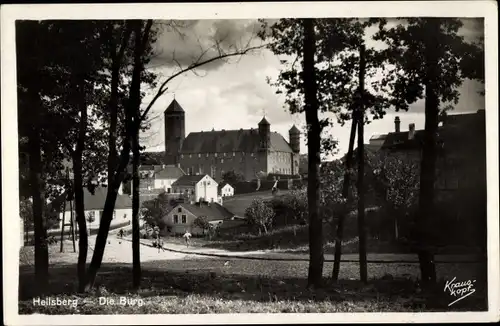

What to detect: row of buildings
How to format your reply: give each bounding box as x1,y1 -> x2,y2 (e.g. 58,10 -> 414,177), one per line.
365,109 -> 486,195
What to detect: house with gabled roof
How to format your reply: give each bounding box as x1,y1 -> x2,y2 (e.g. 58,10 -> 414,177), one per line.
163,201 -> 235,235
218,182 -> 235,197
161,99 -> 302,181
171,174 -> 219,204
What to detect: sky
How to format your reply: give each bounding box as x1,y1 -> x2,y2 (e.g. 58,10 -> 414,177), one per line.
140,18 -> 485,160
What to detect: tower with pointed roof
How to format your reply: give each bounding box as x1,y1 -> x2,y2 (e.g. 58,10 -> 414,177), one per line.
289,125 -> 300,154
258,116 -> 271,151
164,99 -> 185,165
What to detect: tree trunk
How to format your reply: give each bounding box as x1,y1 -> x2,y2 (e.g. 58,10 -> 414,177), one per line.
72,83 -> 89,292
84,20 -> 150,291
107,24 -> 132,183
85,146 -> 130,290
416,19 -> 439,287
132,119 -> 141,289
28,101 -> 49,291
356,44 -> 368,283
302,18 -> 324,289
332,115 -> 357,281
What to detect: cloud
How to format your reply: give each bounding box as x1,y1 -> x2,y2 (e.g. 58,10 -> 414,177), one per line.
148,19 -> 265,71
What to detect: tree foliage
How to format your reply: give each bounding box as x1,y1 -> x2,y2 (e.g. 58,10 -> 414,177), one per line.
193,216 -> 211,234
222,170 -> 245,184
245,199 -> 275,234
372,18 -> 484,112
141,192 -> 173,230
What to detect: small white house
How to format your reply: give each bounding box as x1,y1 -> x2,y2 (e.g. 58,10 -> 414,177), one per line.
153,165 -> 185,193
171,174 -> 219,204
218,183 -> 235,197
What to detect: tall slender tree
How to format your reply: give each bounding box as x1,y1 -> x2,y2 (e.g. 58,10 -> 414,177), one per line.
301,18 -> 323,288
356,44 -> 368,283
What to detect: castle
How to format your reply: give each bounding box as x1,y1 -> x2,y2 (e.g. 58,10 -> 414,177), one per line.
163,99 -> 301,181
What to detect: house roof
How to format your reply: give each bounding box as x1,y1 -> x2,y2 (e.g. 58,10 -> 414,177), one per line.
180,129 -> 293,153
141,152 -> 167,165
177,202 -> 235,221
54,187 -> 132,212
155,165 -> 185,179
165,99 -> 185,113
139,165 -> 164,172
380,130 -> 426,150
369,134 -> 388,141
171,174 -> 207,187
217,182 -> 233,191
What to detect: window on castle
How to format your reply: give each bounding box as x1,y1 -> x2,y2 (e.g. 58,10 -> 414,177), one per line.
173,215 -> 179,224
181,215 -> 187,224
178,207 -> 182,213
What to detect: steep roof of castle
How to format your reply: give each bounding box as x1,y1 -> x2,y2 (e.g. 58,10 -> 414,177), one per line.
165,99 -> 185,113
180,129 -> 293,153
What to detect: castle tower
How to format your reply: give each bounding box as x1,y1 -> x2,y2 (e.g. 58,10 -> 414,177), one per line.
289,125 -> 300,153
164,99 -> 185,165
258,116 -> 271,151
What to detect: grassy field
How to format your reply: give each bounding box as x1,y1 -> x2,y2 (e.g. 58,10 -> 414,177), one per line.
19,257 -> 487,314
18,239 -> 488,314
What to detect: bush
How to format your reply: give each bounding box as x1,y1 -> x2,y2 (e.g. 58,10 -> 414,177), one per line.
244,199 -> 275,235
269,189 -> 308,227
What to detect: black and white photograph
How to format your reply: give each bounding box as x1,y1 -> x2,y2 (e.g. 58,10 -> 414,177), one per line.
2,1 -> 499,324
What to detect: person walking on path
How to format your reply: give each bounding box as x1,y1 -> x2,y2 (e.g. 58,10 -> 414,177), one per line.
183,230 -> 192,248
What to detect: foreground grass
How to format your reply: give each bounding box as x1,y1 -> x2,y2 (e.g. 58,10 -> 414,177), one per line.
19,255 -> 487,314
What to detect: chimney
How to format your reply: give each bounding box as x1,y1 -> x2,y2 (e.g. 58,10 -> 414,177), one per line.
394,116 -> 401,133
408,123 -> 415,140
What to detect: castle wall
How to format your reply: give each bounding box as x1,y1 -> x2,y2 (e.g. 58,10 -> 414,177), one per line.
178,151 -> 267,181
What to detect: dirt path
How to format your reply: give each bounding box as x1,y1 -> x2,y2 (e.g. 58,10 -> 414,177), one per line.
131,237 -> 483,263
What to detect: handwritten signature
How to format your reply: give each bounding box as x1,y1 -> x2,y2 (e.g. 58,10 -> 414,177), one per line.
444,277 -> 476,306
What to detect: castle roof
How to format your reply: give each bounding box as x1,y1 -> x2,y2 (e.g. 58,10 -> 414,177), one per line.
165,99 -> 184,113
180,129 -> 294,153
289,125 -> 300,134
259,117 -> 270,125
